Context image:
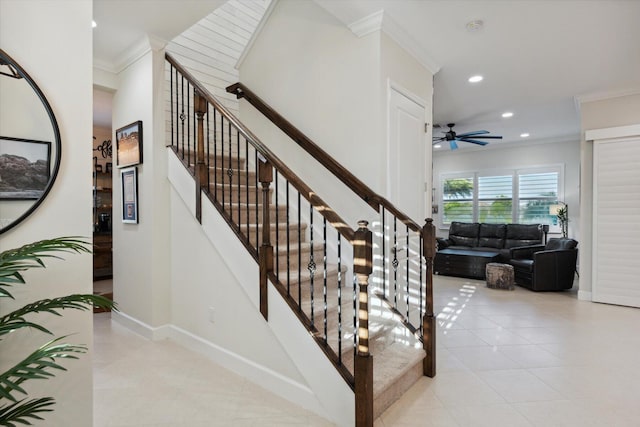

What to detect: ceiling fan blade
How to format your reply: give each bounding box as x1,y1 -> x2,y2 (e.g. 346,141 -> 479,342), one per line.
432,136 -> 446,142
458,135 -> 503,139
449,140 -> 459,150
456,130 -> 489,137
459,138 -> 489,146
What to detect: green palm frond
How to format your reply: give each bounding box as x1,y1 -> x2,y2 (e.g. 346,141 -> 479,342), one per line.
0,397 -> 55,426
0,237 -> 91,300
0,294 -> 116,339
0,337 -> 86,402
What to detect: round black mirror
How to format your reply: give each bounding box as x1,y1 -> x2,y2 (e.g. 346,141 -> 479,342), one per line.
0,49 -> 61,235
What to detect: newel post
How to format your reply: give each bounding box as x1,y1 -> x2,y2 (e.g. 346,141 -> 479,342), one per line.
354,220 -> 373,427
258,157 -> 273,320
422,218 -> 436,377
194,89 -> 208,223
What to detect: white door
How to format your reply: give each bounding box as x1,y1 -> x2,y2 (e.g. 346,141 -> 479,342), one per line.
388,86 -> 427,222
593,135 -> 640,307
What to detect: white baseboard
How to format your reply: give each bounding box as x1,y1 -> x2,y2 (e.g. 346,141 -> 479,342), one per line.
110,311 -> 324,418
167,325 -> 324,416
111,311 -> 171,340
578,290 -> 592,301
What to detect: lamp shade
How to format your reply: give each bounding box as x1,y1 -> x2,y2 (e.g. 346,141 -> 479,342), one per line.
549,204 -> 561,215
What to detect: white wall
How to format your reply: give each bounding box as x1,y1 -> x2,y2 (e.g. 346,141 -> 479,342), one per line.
239,0 -> 382,229
433,139 -> 580,239
578,92 -> 640,297
112,46 -> 171,328
0,0 -> 94,425
239,0 -> 433,230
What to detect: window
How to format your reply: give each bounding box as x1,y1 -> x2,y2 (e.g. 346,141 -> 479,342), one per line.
440,166 -> 562,228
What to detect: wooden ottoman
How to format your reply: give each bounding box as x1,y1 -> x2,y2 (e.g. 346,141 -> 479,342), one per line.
486,263 -> 515,290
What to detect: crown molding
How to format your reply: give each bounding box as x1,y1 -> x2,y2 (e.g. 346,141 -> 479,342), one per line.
347,10 -> 440,75
348,10 -> 383,37
236,0 -> 279,70
114,34 -> 168,74
575,87 -> 640,105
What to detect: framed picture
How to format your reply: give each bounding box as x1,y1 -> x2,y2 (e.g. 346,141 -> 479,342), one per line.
121,166 -> 138,223
0,136 -> 51,199
116,121 -> 143,168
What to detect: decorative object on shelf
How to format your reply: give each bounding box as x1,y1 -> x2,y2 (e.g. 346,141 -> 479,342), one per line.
0,137 -> 51,200
0,237 -> 115,425
0,49 -> 61,235
549,202 -> 568,237
115,120 -> 142,168
93,137 -> 112,159
121,166 -> 138,223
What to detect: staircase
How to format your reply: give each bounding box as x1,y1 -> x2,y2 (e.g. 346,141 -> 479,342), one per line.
166,53 -> 436,425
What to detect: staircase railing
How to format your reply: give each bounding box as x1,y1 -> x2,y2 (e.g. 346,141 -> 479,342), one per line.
166,53 -> 377,425
227,82 -> 436,377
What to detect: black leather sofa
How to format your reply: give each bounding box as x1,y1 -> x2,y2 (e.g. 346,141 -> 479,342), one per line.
509,238 -> 578,291
435,222 -> 544,278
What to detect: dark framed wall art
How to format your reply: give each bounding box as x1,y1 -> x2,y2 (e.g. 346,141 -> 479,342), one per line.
115,120 -> 143,168
121,166 -> 138,224
0,136 -> 51,199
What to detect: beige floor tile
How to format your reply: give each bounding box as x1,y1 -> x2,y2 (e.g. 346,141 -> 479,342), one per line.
94,274 -> 640,426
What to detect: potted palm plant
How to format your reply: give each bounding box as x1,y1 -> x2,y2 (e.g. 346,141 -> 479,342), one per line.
0,237 -> 115,425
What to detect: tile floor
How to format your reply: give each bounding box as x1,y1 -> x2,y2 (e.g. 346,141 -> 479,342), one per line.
94,275 -> 640,426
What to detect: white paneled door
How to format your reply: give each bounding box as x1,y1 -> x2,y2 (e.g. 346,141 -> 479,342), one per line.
388,85 -> 426,222
592,133 -> 640,307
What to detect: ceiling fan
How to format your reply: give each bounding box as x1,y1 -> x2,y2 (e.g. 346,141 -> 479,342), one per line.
433,123 -> 502,150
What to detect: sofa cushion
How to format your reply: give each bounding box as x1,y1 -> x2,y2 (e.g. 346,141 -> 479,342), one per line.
504,224 -> 542,248
449,222 -> 479,247
478,223 -> 506,248
545,238 -> 578,250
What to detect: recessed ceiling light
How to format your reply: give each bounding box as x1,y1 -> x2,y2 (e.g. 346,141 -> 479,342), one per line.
468,75 -> 483,83
92,20 -> 97,28
434,144 -> 442,149
466,20 -> 484,32
520,133 -> 530,138
502,112 -> 514,118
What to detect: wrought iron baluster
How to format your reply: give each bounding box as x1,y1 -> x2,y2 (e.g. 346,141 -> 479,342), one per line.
337,233 -> 342,364
170,65 -> 174,148
393,217 -> 398,309
297,192 -> 302,308
187,83 -> 191,170
382,207 -> 386,298
245,137 -> 250,237
308,204 -> 315,326
228,120 -> 233,220
180,75 -> 185,159
323,217 -> 328,343
213,109 -> 218,201
206,103 -> 210,189
275,171 -> 280,278
222,117 -> 227,208
286,181 -> 290,295
419,234 -> 424,336
353,275 -> 357,352
406,224 -> 410,320
237,130 -> 241,224
255,150 -> 259,251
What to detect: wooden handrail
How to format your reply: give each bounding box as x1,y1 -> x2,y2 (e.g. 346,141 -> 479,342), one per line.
226,82 -> 423,232
167,53 -> 355,242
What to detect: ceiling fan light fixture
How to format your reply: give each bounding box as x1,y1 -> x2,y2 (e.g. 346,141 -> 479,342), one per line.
502,111 -> 514,118
466,20 -> 484,32
520,133 -> 530,138
468,75 -> 483,83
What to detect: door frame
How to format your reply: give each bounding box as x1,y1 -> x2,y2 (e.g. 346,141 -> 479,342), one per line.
386,79 -> 429,221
